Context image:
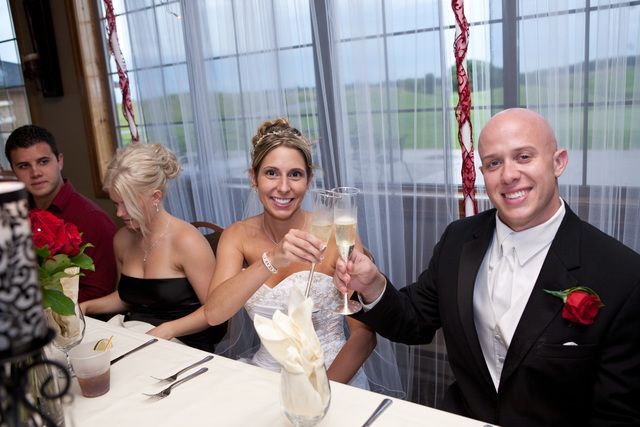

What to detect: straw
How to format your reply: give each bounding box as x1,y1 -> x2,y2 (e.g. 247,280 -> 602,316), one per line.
103,335 -> 114,352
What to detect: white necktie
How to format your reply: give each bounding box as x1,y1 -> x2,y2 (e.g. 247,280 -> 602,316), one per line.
492,235 -> 516,320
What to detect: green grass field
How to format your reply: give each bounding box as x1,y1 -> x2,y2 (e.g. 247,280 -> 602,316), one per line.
115,71 -> 640,156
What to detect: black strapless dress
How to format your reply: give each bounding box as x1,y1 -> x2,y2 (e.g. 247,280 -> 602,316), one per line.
117,274 -> 226,353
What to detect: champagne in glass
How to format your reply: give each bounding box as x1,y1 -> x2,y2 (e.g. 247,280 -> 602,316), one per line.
335,217 -> 356,262
332,187 -> 362,315
305,190 -> 337,298
310,221 -> 333,246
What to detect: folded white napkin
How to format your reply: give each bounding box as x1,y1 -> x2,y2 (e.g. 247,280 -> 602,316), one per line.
46,267 -> 82,346
254,286 -> 330,417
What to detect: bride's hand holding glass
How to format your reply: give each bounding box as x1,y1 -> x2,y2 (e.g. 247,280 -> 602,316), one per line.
265,228 -> 323,271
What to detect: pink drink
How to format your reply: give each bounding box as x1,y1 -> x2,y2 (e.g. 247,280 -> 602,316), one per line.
77,370 -> 110,397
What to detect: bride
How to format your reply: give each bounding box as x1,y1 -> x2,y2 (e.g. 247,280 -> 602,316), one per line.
204,118 -> 373,387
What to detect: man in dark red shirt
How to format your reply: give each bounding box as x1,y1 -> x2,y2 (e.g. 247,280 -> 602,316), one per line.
5,125 -> 116,302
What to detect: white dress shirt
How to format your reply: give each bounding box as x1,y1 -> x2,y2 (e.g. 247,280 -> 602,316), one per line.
473,199 -> 565,390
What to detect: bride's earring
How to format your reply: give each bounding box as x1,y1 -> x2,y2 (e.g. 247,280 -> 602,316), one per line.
154,203 -> 159,213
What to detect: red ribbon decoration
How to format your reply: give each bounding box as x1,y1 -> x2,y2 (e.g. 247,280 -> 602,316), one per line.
452,0 -> 477,216
103,0 -> 139,143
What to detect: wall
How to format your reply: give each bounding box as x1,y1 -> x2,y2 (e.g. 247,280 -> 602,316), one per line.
9,0 -> 115,218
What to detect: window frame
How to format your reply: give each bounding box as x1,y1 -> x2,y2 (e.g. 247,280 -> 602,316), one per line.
65,0 -> 116,197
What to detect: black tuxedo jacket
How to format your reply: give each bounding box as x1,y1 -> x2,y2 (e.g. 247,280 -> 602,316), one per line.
355,204 -> 640,426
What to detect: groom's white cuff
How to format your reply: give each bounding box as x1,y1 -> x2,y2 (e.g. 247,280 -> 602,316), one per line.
358,280 -> 387,311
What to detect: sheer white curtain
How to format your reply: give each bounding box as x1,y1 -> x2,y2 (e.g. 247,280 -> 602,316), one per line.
119,0 -> 321,226
108,0 -> 640,408
456,0 -> 640,250
518,0 -> 640,250
314,0 -> 458,406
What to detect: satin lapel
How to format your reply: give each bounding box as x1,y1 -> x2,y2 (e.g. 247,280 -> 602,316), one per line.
457,217 -> 495,388
500,206 -> 582,387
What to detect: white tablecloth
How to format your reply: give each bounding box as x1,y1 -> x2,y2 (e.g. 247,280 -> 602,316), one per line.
66,317 -> 489,427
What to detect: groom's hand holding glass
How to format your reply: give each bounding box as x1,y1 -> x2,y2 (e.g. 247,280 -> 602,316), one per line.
334,249 -> 387,306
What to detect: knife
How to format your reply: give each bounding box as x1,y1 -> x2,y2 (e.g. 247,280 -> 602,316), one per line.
361,398 -> 392,427
110,338 -> 158,365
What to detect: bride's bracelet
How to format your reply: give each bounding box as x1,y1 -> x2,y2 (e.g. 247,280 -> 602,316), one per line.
261,251 -> 278,274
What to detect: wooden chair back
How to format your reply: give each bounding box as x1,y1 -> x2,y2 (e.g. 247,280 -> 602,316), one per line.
191,221 -> 224,256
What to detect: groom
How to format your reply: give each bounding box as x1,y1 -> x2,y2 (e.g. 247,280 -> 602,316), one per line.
335,109 -> 640,425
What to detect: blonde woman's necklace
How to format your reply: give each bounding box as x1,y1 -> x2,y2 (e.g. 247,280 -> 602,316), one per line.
143,218 -> 171,263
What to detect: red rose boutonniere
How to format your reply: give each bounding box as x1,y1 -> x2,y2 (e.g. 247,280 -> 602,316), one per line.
29,209 -> 95,315
544,286 -> 604,325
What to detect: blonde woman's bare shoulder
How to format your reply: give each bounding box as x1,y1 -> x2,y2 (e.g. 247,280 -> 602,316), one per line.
112,226 -> 137,258
170,219 -> 214,263
171,217 -> 210,245
171,216 -> 199,232
113,226 -> 137,246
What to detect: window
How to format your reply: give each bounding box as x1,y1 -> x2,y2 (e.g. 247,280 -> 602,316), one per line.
514,1 -> 640,187
0,0 -> 31,170
95,1 -> 640,187
94,0 -> 640,248
96,0 -> 319,184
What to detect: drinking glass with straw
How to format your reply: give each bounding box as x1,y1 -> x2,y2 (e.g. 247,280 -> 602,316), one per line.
304,189 -> 337,299
331,187 -> 362,315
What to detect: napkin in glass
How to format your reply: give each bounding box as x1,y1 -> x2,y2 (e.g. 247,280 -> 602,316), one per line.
254,286 -> 330,417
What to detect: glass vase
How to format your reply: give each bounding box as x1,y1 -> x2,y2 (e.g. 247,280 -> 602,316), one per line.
44,269 -> 85,375
280,365 -> 331,427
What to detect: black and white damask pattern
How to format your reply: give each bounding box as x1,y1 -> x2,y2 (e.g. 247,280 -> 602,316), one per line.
0,183 -> 47,357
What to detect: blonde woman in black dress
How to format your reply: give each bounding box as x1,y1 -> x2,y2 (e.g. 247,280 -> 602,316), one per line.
80,143 -> 225,352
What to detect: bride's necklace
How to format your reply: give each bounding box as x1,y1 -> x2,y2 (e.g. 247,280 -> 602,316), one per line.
142,218 -> 171,262
262,214 -> 308,246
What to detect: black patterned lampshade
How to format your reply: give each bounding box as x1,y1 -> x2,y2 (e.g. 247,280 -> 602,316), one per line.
0,182 -> 47,358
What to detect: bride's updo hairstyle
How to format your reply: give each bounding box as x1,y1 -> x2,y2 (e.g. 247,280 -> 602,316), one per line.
104,143 -> 180,236
250,118 -> 315,179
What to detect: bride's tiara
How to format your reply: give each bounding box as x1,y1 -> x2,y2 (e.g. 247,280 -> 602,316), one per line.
255,128 -> 304,146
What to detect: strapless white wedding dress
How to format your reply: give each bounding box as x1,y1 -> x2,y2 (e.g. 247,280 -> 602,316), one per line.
244,271 -> 369,389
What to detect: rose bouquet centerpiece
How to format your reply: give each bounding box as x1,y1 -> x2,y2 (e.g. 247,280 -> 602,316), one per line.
30,209 -> 95,370
28,209 -> 96,401
29,209 -> 95,316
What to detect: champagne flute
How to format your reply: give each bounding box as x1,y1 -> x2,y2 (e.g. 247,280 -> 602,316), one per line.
304,189 -> 337,298
332,187 -> 362,315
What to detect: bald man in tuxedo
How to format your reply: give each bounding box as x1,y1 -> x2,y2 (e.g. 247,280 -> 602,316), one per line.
335,109 -> 640,426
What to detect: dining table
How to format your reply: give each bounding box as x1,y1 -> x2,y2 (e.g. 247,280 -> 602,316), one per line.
64,316 -> 492,426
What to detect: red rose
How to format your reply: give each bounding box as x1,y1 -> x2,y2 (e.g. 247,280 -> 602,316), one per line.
561,290 -> 602,325
545,286 -> 604,326
29,209 -> 66,254
61,222 -> 82,256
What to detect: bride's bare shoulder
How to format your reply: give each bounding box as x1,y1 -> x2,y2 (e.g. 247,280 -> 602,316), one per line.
222,216 -> 262,242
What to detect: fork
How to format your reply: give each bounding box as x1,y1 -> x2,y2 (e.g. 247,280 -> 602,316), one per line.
151,354 -> 213,382
143,367 -> 208,399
